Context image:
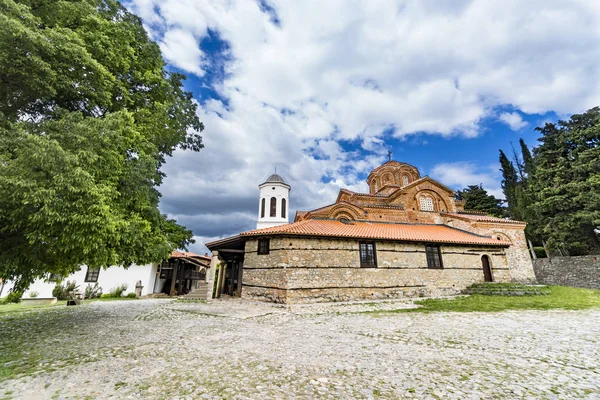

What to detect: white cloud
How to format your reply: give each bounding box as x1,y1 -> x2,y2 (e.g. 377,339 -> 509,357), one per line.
499,112 -> 528,131
430,162 -> 504,199
123,0 -> 600,250
159,29 -> 205,76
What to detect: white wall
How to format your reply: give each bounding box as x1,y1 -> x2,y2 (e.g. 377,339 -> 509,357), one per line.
1,264 -> 159,299
257,183 -> 290,229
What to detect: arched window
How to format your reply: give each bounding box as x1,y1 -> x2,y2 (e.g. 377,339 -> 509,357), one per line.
281,198 -> 286,219
270,197 -> 277,217
402,175 -> 409,186
419,196 -> 434,211
261,198 -> 265,218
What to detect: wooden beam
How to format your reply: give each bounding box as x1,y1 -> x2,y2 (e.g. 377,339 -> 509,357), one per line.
169,262 -> 178,296
215,262 -> 225,298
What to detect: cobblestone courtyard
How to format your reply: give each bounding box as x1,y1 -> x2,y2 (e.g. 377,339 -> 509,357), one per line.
1,299 -> 599,399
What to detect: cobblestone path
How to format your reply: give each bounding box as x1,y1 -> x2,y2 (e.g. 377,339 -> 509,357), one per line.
1,299 -> 599,399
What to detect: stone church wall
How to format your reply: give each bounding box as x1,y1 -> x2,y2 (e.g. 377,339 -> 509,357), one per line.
533,255 -> 600,289
242,237 -> 512,303
443,218 -> 536,284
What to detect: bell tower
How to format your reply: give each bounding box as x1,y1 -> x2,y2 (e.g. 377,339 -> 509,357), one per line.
257,173 -> 291,229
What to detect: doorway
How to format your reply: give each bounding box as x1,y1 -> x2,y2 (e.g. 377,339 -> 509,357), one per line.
481,255 -> 493,282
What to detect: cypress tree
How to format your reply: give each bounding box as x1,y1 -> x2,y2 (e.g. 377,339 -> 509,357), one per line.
519,138 -> 535,178
499,150 -> 521,220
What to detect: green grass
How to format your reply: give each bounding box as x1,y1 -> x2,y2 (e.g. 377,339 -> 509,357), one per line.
0,297 -> 138,315
400,286 -> 600,313
0,301 -> 67,314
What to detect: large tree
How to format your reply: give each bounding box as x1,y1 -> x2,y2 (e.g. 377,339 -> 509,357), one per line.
0,0 -> 203,290
498,150 -> 521,220
455,185 -> 506,218
528,107 -> 600,255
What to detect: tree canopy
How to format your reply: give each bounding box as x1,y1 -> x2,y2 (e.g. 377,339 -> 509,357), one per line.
455,185 -> 506,218
528,107 -> 600,255
0,0 -> 203,290
498,107 -> 600,255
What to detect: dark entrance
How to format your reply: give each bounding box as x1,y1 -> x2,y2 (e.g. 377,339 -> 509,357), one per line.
481,255 -> 493,282
206,235 -> 246,298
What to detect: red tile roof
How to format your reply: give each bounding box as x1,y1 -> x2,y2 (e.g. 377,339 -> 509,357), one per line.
442,212 -> 526,225
241,219 -> 510,246
170,250 -> 211,260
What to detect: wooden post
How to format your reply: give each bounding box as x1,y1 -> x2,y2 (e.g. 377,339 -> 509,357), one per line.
528,239 -> 537,260
169,262 -> 178,296
236,261 -> 244,297
215,261 -> 225,298
220,262 -> 228,296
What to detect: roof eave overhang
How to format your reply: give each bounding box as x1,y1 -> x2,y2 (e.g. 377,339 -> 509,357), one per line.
205,234 -> 245,251
240,232 -> 510,248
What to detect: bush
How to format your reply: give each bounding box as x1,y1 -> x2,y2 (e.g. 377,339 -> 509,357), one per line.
100,293 -> 113,299
52,280 -> 79,300
84,283 -> 103,299
125,292 -> 137,298
108,283 -> 128,298
29,291 -> 39,298
0,290 -> 23,304
533,247 -> 547,259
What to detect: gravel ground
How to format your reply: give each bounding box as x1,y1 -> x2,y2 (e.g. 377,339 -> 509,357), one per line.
1,298 -> 599,399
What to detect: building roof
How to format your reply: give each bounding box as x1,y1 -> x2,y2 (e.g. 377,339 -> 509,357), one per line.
441,212 -> 526,225
240,219 -> 510,246
263,173 -> 286,184
367,160 -> 419,177
170,250 -> 211,261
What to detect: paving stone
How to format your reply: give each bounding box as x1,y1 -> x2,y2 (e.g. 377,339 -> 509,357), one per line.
0,299 -> 599,399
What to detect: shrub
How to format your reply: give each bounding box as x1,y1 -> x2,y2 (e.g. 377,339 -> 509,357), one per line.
108,283 -> 128,298
533,247 -> 547,259
84,283 -> 103,299
0,290 -> 23,304
100,293 -> 113,299
52,280 -> 79,300
29,291 -> 39,298
125,292 -> 137,298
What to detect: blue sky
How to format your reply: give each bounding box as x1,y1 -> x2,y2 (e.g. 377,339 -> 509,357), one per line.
125,0 -> 600,253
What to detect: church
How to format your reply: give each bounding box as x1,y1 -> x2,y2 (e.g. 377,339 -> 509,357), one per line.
206,160 -> 536,303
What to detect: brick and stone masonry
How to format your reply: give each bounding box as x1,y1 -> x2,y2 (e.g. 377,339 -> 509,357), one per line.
242,237 -> 517,303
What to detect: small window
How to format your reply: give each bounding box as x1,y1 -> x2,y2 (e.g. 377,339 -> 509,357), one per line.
48,273 -> 61,282
419,196 -> 434,211
270,197 -> 277,217
281,198 -> 286,219
425,245 -> 443,269
261,198 -> 265,218
257,239 -> 270,255
403,175 -> 409,186
359,241 -> 377,267
85,267 -> 100,282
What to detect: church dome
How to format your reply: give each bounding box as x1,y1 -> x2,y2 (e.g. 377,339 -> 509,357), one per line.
366,160 -> 420,195
263,173 -> 286,184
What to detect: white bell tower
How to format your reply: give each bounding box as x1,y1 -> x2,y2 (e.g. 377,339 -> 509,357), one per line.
257,173 -> 291,229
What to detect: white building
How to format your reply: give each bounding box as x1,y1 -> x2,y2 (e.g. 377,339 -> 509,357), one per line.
0,251 -> 210,299
256,173 -> 290,229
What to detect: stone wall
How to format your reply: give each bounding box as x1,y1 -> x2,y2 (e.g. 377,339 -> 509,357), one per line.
242,237 -> 512,303
533,255 -> 600,289
443,217 -> 536,283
